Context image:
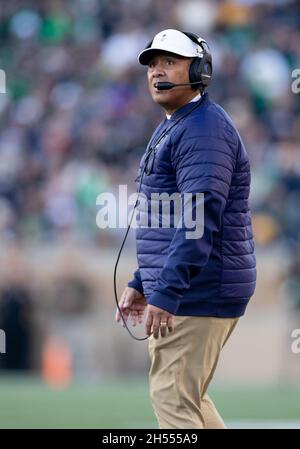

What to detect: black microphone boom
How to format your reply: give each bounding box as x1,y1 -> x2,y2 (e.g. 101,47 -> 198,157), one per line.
154,81 -> 200,90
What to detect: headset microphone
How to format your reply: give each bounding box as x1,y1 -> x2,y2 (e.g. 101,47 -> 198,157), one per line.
154,81 -> 202,90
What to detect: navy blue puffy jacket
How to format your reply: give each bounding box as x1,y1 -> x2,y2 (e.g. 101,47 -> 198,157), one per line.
128,93 -> 256,317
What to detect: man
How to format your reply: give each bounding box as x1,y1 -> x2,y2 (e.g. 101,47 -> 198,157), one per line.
115,29 -> 256,429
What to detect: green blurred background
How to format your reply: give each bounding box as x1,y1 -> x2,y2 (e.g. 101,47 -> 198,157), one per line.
1,376 -> 300,428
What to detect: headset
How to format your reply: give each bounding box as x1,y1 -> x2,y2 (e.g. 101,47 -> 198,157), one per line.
145,31 -> 212,94
114,32 -> 212,340
185,32 -> 212,92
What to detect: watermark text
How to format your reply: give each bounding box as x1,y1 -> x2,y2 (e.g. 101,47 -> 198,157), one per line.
96,185 -> 204,239
0,69 -> 6,94
0,329 -> 6,354
291,328 -> 300,354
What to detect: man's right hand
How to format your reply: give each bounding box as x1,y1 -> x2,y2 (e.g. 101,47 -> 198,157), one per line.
115,287 -> 147,327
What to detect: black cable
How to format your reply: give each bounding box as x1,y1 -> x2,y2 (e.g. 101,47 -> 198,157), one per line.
113,97 -> 204,340
113,160 -> 149,341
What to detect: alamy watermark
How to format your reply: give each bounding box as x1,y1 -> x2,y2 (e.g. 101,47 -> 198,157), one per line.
96,185 -> 205,239
291,328 -> 300,354
0,329 -> 6,354
0,69 -> 6,93
291,69 -> 300,94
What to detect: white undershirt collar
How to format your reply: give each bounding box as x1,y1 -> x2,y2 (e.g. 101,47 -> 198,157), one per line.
166,92 -> 201,120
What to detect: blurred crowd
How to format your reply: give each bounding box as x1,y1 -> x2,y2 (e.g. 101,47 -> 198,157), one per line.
0,0 -> 299,254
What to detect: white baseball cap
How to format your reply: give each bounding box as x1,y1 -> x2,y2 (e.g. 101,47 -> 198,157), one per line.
138,29 -> 203,65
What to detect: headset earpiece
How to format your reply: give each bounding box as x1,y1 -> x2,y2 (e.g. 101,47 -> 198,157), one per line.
182,32 -> 212,91
189,53 -> 212,90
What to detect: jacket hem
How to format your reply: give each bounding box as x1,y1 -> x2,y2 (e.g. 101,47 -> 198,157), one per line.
175,300 -> 249,317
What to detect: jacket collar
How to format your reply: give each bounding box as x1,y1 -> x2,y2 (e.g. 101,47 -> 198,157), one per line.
167,92 -> 209,121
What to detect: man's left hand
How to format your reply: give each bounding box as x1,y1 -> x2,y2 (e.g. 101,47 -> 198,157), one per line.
146,305 -> 174,339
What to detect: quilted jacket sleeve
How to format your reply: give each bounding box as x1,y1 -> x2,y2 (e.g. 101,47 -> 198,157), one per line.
128,269 -> 144,295
148,128 -> 237,314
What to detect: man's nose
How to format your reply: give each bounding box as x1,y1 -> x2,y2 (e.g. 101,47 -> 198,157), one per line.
151,64 -> 165,78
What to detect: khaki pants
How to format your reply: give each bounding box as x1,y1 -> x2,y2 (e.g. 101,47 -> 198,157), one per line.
148,315 -> 239,429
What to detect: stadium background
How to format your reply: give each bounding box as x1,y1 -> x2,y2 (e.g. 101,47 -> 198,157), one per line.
0,0 -> 299,428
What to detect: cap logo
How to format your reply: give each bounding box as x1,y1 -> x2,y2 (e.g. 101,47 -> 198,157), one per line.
159,33 -> 167,42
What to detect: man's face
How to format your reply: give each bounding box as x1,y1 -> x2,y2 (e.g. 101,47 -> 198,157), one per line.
147,52 -> 196,114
